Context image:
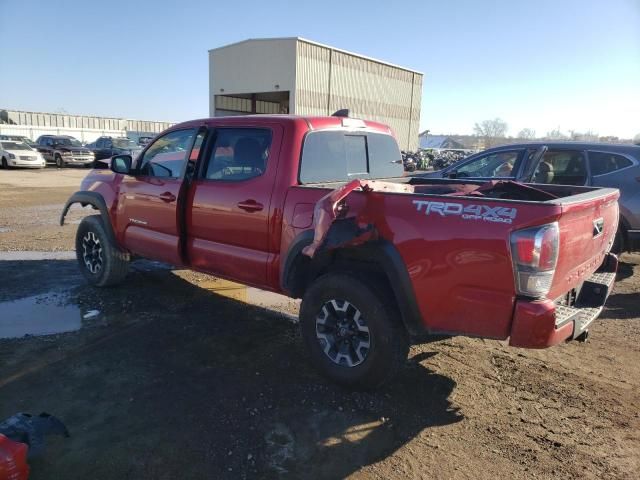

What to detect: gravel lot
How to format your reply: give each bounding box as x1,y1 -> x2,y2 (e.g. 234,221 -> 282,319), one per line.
1,168 -> 639,479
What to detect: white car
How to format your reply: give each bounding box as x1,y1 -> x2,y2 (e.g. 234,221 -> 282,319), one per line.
0,141 -> 46,169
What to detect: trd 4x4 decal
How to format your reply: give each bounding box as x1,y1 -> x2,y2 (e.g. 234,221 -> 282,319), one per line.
412,200 -> 517,224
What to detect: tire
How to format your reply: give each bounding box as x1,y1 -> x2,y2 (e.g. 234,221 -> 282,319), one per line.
55,154 -> 65,168
75,215 -> 129,287
300,272 -> 409,389
1,157 -> 7,169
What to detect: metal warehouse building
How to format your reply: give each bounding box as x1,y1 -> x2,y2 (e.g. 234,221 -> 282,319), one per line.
209,37 -> 423,150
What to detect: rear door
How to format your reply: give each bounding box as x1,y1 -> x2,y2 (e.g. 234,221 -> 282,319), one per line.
186,125 -> 282,286
527,148 -> 589,185
115,128 -> 200,265
37,137 -> 53,162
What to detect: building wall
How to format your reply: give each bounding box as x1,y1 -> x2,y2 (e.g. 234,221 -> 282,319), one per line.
0,109 -> 173,142
209,38 -> 423,150
294,39 -> 422,150
209,39 -> 298,116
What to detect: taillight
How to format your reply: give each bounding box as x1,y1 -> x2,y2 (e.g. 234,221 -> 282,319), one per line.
510,222 -> 559,297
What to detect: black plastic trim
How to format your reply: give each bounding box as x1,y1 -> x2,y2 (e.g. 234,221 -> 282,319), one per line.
281,232 -> 426,336
60,191 -> 118,246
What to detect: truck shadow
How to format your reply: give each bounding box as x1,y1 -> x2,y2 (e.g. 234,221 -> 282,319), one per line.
0,259 -> 461,479
603,292 -> 640,320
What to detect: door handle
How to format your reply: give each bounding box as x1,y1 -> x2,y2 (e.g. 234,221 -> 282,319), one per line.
159,192 -> 176,203
237,200 -> 264,212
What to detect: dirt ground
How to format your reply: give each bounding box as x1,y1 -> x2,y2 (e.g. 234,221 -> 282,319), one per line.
1,168 -> 639,479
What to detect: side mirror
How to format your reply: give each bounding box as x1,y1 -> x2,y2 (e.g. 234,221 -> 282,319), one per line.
447,171 -> 457,179
110,154 -> 132,174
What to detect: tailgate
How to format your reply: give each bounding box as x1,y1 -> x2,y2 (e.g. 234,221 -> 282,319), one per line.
549,188 -> 619,299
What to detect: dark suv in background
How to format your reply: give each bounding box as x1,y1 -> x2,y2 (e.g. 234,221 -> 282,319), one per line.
90,136 -> 143,165
35,135 -> 95,168
422,142 -> 640,252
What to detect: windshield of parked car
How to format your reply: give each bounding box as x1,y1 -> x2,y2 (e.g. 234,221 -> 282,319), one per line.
53,138 -> 83,147
113,138 -> 138,149
1,141 -> 32,151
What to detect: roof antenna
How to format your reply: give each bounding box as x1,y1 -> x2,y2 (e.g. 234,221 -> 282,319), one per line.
332,109 -> 350,118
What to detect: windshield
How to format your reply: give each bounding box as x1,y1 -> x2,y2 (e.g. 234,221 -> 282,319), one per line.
113,138 -> 138,149
53,138 -> 83,147
1,142 -> 33,151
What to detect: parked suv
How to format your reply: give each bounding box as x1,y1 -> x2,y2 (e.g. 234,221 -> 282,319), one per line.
91,136 -> 142,164
35,135 -> 95,168
422,142 -> 640,252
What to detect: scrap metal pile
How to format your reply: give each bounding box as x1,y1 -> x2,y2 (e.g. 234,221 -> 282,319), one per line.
401,149 -> 475,171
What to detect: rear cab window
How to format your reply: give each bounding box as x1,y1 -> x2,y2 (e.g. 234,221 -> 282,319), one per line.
299,130 -> 403,183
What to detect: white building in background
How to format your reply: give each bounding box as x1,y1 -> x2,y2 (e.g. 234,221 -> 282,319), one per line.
209,37 -> 423,150
0,109 -> 173,143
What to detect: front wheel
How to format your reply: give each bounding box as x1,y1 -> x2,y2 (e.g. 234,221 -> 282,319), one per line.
300,273 -> 409,389
55,154 -> 65,168
75,215 -> 129,287
1,157 -> 7,169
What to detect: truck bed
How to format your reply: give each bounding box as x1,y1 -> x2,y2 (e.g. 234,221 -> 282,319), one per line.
289,177 -> 619,344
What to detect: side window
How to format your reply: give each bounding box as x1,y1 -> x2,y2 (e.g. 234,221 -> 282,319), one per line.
137,129 -> 195,178
205,128 -> 272,181
589,152 -> 633,176
96,138 -> 104,148
104,139 -> 112,148
533,150 -> 586,185
456,150 -> 520,178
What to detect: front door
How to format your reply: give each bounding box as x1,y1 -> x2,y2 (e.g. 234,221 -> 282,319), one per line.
115,128 -> 198,265
186,125 -> 282,287
448,148 -> 529,180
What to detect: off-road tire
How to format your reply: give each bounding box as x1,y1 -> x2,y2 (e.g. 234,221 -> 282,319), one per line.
300,272 -> 409,389
55,154 -> 65,168
76,215 -> 129,287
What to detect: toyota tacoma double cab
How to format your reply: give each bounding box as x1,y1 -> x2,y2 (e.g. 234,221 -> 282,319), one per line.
61,112 -> 620,389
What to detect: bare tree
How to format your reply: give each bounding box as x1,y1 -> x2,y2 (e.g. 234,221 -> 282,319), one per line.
545,128 -> 568,140
569,130 -> 599,142
473,118 -> 508,148
517,128 -> 536,140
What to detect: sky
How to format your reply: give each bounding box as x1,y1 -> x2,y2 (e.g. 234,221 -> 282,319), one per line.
1,0 -> 639,138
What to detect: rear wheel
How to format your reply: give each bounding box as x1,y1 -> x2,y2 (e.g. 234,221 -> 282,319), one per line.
75,215 -> 129,287
300,272 -> 409,389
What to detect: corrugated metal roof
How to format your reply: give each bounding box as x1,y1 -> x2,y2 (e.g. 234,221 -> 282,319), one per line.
419,135 -> 465,149
209,37 -> 423,75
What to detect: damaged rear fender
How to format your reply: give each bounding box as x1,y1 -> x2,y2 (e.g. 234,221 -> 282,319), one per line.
282,232 -> 426,336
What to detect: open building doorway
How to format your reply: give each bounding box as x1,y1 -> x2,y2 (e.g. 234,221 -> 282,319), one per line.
214,91 -> 290,117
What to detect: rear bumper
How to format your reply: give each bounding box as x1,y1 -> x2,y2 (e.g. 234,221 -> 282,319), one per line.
509,253 -> 618,348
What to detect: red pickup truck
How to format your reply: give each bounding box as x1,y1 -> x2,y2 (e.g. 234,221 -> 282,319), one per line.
61,113 -> 619,388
